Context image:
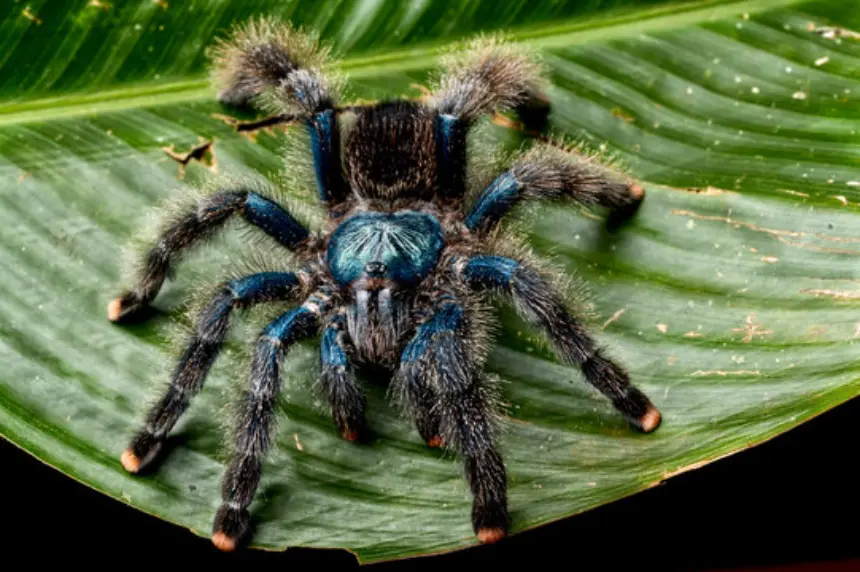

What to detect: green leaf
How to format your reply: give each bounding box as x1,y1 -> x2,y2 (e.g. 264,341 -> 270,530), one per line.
1,0 -> 859,563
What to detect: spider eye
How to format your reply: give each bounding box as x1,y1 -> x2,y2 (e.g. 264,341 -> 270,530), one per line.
364,261 -> 387,276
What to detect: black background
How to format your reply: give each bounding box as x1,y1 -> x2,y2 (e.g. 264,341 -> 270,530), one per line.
4,395 -> 859,571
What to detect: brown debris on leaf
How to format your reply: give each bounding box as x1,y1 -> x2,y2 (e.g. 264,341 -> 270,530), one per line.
162,138 -> 217,179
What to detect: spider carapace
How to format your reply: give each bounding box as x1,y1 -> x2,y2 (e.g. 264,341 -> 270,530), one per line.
108,19 -> 661,552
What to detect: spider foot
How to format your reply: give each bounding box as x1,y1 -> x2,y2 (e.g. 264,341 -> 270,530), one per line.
338,418 -> 370,443
605,184 -> 645,232
614,385 -> 662,434
340,427 -> 361,442
212,505 -> 251,552
107,292 -> 152,324
473,501 -> 511,545
426,435 -> 444,449
632,405 -> 662,434
121,431 -> 163,474
514,90 -> 551,134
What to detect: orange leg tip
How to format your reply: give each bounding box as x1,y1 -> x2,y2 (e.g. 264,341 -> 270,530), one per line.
639,406 -> 662,433
341,429 -> 359,442
426,435 -> 444,449
107,298 -> 123,322
120,449 -> 141,473
211,531 -> 237,552
629,184 -> 646,201
476,527 -> 507,545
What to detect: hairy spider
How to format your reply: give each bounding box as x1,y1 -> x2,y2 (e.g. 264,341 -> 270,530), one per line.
109,19 -> 661,552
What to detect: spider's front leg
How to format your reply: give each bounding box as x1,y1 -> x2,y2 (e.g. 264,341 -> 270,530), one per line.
319,312 -> 366,441
465,144 -> 645,235
396,297 -> 508,543
121,272 -> 304,473
458,255 -> 661,433
109,190 -> 309,323
212,293 -> 325,552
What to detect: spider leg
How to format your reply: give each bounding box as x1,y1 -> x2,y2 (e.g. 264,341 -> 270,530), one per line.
432,40 -> 548,199
457,255 -> 661,433
319,312 -> 366,441
109,189 -> 308,323
396,346 -> 443,448
211,20 -> 347,204
465,144 -> 644,235
212,293 -> 325,552
120,272 -> 303,474
396,297 -> 508,542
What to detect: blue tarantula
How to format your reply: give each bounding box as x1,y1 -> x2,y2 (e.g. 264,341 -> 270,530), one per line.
109,20 -> 661,552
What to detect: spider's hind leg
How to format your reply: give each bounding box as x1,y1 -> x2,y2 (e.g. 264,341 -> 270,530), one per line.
210,19 -> 348,205
121,272 -> 304,474
464,144 -> 645,235
432,39 -> 548,200
396,297 -> 508,542
109,189 -> 308,323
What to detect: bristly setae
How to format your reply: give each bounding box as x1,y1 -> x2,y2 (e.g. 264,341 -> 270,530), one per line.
109,18 -> 661,552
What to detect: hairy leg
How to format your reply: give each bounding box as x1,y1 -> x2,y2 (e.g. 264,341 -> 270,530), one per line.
431,39 -> 549,199
319,312 -> 366,441
212,297 -> 322,551
458,255 -> 660,433
121,272 -> 304,473
465,144 -> 644,235
397,298 -> 508,541
211,19 -> 347,204
109,190 -> 308,323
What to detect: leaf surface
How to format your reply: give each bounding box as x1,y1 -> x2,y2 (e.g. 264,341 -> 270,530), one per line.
1,0 -> 858,562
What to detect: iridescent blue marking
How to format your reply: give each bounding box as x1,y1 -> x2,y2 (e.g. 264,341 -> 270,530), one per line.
401,302 -> 464,363
244,192 -> 309,248
227,272 -> 300,299
435,113 -> 467,197
464,172 -> 521,231
462,255 -> 520,289
321,317 -> 348,368
435,114 -> 457,165
252,307 -> 317,396
263,307 -> 316,344
327,211 -> 445,286
308,109 -> 335,201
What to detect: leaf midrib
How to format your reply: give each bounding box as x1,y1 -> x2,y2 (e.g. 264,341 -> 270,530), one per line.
0,0 -> 801,128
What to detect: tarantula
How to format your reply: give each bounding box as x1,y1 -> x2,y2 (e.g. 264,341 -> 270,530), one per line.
109,19 -> 661,552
